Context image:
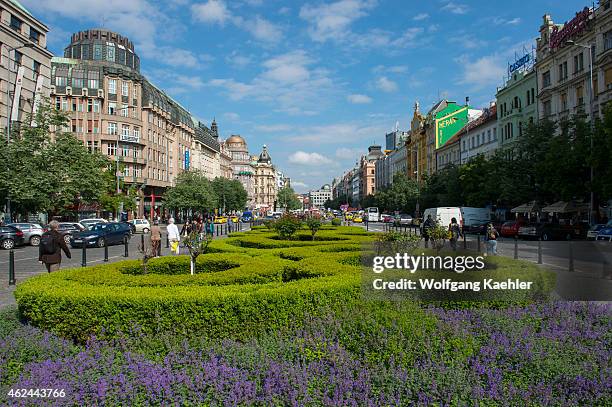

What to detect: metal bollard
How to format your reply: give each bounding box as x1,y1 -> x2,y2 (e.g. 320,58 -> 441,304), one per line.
216,224 -> 219,236
81,245 -> 87,267
124,237 -> 129,257
477,235 -> 481,252
8,250 -> 15,285
514,236 -> 518,259
141,234 -> 145,250
104,243 -> 108,262
166,234 -> 169,248
463,232 -> 467,250
568,241 -> 574,272
537,239 -> 542,264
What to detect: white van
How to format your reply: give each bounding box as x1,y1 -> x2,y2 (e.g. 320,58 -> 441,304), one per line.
460,207 -> 491,227
422,207 -> 463,229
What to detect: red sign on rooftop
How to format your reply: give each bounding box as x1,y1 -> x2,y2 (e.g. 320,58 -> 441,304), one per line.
549,7 -> 592,50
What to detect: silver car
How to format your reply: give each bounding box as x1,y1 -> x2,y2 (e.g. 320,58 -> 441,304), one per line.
8,223 -> 44,246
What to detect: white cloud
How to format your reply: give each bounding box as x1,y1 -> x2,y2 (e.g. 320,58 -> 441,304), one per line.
244,16 -> 283,43
449,34 -> 487,50
335,147 -> 362,159
226,51 -> 252,68
223,112 -> 240,121
261,51 -> 311,83
299,0 -> 376,42
287,122 -> 390,145
288,151 -> 333,166
347,94 -> 372,104
255,124 -> 293,132
492,17 -> 521,25
413,13 -> 429,21
457,54 -> 506,90
278,6 -> 291,15
191,0 -> 231,24
375,76 -> 398,93
291,181 -> 308,189
372,65 -> 408,74
441,2 -> 468,15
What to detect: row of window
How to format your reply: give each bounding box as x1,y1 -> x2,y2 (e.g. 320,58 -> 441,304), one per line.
107,79 -> 138,98
107,122 -> 140,139
106,143 -> 141,158
542,52 -> 585,88
7,12 -> 42,45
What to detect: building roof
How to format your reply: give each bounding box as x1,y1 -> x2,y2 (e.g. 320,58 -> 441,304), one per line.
258,145 -> 272,164
10,0 -> 32,17
226,135 -> 246,145
456,104 -> 497,137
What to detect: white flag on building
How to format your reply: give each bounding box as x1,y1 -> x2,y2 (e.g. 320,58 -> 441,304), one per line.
30,74 -> 45,127
10,66 -> 25,122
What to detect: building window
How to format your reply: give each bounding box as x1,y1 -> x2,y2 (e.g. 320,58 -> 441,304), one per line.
493,127 -> 497,140
543,100 -> 552,116
55,96 -> 61,110
29,28 -> 40,44
32,60 -> 40,79
10,15 -> 22,32
87,99 -> 93,112
542,71 -> 551,88
561,92 -> 567,111
122,144 -> 129,157
605,67 -> 612,90
574,52 -> 584,73
108,102 -> 116,115
122,82 -> 129,97
605,30 -> 612,51
123,165 -> 130,177
108,79 -> 116,94
133,127 -> 140,139
121,104 -> 128,117
93,99 -> 100,112
107,142 -> 117,156
107,122 -> 117,135
61,98 -> 68,111
122,125 -> 130,137
93,44 -> 103,60
106,42 -> 115,62
576,85 -> 584,105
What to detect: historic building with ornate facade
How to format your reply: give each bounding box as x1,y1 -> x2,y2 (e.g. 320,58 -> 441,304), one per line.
223,134 -> 255,207
252,145 -> 277,211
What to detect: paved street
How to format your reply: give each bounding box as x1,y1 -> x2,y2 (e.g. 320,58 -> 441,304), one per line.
0,223 -> 250,308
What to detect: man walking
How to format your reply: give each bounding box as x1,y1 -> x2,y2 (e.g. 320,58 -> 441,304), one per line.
167,218 -> 180,255
39,220 -> 71,272
150,219 -> 162,257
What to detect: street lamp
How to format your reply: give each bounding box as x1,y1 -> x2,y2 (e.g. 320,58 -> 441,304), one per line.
566,39 -> 595,225
4,42 -> 35,223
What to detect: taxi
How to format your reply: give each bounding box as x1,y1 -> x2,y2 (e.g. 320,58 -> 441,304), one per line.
345,213 -> 354,220
352,215 -> 363,223
230,215 -> 240,223
214,216 -> 228,224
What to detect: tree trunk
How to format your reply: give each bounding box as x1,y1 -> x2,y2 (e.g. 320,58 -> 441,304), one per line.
190,257 -> 196,275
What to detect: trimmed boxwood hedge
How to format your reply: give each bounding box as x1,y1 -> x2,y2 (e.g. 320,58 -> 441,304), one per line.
15,226 -> 556,342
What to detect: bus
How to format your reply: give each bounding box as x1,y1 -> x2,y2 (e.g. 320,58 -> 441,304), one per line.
366,207 -> 380,222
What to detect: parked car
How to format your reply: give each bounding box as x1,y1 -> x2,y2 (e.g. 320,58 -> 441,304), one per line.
500,220 -> 526,238
518,222 -> 586,241
587,221 -> 612,240
70,222 -> 132,248
352,215 -> 363,223
214,216 -> 228,224
241,211 -> 254,222
422,207 -> 463,230
80,218 -> 108,230
0,225 -> 25,249
596,222 -> 612,241
55,222 -> 86,244
230,215 -> 240,223
381,214 -> 393,223
393,214 -> 413,226
7,223 -> 44,246
128,218 -> 151,234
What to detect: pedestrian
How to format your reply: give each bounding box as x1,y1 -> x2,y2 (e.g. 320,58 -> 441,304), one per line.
39,220 -> 71,272
180,219 -> 192,237
423,214 -> 435,248
150,219 -> 162,257
167,217 -> 180,255
206,217 -> 214,238
227,215 -> 234,233
485,223 -> 499,255
448,217 -> 462,251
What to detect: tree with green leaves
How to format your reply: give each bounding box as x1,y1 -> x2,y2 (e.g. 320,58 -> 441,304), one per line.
212,177 -> 247,213
374,173 -> 419,213
0,102 -> 110,219
277,186 -> 301,211
163,171 -> 217,214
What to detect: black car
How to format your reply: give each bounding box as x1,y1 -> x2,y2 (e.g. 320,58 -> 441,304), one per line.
70,222 -> 132,248
518,222 -> 587,241
0,225 -> 25,250
55,222 -> 86,244
462,221 -> 488,235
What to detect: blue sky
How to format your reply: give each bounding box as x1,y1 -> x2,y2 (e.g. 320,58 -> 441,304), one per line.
27,0 -> 587,192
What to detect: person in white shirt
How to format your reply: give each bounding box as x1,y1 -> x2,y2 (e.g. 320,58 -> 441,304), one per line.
167,218 -> 181,255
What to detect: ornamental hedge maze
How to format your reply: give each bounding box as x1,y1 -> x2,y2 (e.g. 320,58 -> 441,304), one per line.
6,226 -> 610,405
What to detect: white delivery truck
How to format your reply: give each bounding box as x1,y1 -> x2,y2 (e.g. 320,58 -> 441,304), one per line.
460,207 -> 491,228
422,207 -> 463,229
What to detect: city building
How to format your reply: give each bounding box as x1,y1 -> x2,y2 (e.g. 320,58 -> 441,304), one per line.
536,5 -> 612,123
407,101 -> 426,183
351,168 -> 360,206
460,104 -> 498,163
435,134 -> 461,171
359,145 -> 384,201
0,0 -> 53,132
224,134 -> 255,207
374,153 -> 391,191
385,128 -> 409,151
252,145 -> 277,211
496,64 -> 537,148
309,184 -> 332,208
389,142 -> 408,181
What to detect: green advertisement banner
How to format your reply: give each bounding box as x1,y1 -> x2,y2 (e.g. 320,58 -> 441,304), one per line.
435,104 -> 469,149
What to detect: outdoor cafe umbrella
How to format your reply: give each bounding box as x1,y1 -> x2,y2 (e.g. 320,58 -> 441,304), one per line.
541,201 -> 589,214
511,201 -> 540,213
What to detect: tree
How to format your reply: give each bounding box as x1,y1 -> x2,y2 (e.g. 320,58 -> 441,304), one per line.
305,217 -> 322,240
277,186 -> 301,211
0,102 -> 110,218
212,177 -> 247,213
163,171 -> 217,214
374,173 -> 419,213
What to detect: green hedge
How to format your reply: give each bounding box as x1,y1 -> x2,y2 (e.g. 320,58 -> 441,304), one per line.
15,227 -> 370,342
14,226 -> 556,342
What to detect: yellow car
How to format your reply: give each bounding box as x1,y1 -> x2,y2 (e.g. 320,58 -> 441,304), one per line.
214,216 -> 228,224
353,216 -> 363,223
230,215 -> 239,223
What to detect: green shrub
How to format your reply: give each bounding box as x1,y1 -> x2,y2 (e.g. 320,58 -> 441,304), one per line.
273,214 -> 302,239
305,217 -> 323,240
331,218 -> 341,226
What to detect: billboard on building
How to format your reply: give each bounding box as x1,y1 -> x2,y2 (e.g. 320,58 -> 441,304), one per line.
435,103 -> 468,149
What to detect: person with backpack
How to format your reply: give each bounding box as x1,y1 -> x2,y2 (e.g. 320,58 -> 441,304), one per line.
167,218 -> 180,255
448,217 -> 462,251
485,223 -> 499,255
150,219 -> 162,257
39,220 -> 71,272
422,215 -> 435,248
